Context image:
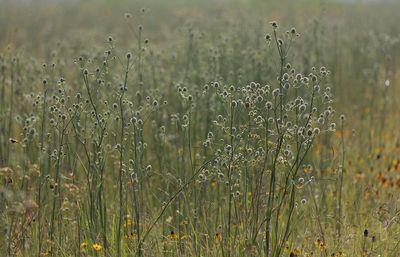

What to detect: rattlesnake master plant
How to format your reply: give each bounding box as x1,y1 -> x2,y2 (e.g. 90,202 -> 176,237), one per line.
194,24 -> 337,256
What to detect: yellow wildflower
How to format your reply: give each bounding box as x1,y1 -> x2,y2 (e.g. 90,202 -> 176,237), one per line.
92,243 -> 102,251
167,230 -> 178,240
215,232 -> 222,242
124,215 -> 133,227
80,242 -> 88,249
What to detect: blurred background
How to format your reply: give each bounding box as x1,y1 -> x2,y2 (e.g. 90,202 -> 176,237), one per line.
1,0 -> 399,108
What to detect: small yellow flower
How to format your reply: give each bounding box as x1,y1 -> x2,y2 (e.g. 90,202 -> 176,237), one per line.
215,232 -> 222,242
211,180 -> 218,188
92,243 -> 102,251
167,230 -> 178,240
180,234 -> 188,240
124,215 -> 133,227
314,239 -> 326,251
80,242 -> 88,249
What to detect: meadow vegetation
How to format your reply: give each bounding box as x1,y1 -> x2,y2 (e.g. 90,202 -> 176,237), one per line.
0,1 -> 399,256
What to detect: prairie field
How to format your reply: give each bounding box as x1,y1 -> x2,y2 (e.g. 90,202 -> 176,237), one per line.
0,0 -> 400,256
